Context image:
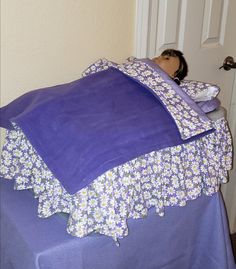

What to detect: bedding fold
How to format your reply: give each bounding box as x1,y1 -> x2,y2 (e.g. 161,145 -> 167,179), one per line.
0,59 -> 213,194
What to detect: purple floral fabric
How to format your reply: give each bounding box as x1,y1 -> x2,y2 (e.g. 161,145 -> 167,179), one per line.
180,80 -> 220,102
82,58 -> 118,77
0,118 -> 232,241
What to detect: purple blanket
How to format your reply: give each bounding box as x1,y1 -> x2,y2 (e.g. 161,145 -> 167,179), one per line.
0,64 -> 212,194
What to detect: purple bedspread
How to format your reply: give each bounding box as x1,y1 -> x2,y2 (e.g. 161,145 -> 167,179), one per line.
0,66 -> 212,194
1,178 -> 235,269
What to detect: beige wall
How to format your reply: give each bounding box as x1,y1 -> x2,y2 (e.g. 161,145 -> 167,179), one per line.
1,0 -> 135,106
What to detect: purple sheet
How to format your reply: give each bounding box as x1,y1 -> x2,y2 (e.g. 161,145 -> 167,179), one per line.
1,178 -> 235,269
0,65 -> 212,194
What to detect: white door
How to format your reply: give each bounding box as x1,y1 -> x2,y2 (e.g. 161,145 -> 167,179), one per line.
135,0 -> 236,233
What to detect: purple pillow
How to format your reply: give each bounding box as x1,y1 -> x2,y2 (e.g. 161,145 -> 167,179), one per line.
197,98 -> 221,113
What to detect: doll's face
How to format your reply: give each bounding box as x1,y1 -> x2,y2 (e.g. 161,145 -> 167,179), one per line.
152,55 -> 180,78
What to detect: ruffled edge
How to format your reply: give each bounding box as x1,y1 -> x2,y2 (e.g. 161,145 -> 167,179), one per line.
0,118 -> 232,242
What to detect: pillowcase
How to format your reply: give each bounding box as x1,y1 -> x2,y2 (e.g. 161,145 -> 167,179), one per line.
180,80 -> 220,102
196,98 -> 221,114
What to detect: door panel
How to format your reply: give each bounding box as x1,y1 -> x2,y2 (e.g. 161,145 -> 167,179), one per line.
135,0 -> 236,233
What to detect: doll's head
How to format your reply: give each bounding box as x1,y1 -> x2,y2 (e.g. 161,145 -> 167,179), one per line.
152,49 -> 188,84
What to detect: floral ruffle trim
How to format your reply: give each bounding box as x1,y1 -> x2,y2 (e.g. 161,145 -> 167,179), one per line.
0,118 -> 232,242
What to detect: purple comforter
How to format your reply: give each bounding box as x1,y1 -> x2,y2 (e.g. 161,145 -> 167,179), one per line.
0,63 -> 213,194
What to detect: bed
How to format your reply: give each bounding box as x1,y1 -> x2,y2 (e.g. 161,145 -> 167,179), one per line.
0,58 -> 235,268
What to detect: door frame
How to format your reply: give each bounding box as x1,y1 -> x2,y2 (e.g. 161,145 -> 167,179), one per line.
222,71 -> 236,233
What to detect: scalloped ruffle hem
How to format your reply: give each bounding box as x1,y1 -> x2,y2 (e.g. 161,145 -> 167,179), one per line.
0,118 -> 232,242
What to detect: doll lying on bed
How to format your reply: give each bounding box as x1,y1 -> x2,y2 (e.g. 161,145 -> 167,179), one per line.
0,49 -> 231,242
82,49 -> 220,114
151,49 -> 220,113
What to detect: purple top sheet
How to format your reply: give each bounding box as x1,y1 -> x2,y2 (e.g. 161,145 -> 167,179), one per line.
0,61 -> 213,194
